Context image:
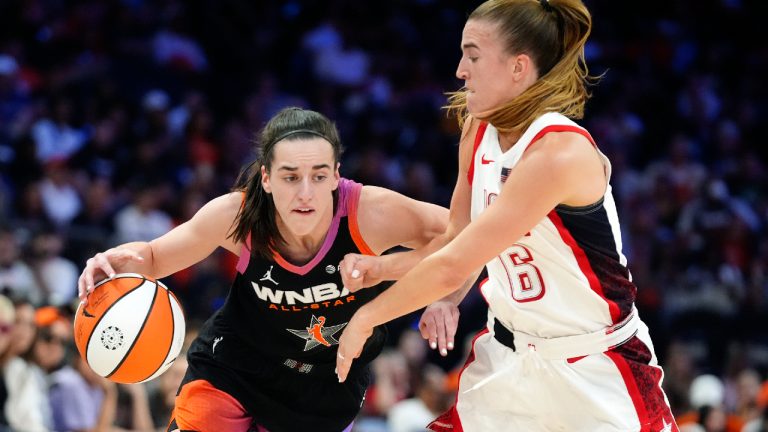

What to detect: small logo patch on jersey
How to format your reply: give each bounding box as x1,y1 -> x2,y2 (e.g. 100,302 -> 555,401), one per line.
287,315 -> 347,351
212,336 -> 223,354
325,265 -> 337,274
500,167 -> 511,183
481,153 -> 494,164
260,265 -> 279,285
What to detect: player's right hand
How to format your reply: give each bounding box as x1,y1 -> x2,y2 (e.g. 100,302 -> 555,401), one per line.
418,300 -> 460,356
339,253 -> 384,292
78,248 -> 144,304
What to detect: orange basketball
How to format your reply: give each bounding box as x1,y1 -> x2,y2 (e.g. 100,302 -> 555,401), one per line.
74,273 -> 185,384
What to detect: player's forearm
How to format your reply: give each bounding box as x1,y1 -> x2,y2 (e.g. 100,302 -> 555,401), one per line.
357,252 -> 465,328
378,233 -> 451,281
441,269 -> 481,305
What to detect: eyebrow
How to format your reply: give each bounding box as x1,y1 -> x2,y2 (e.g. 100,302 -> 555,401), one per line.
276,164 -> 332,172
462,42 -> 480,50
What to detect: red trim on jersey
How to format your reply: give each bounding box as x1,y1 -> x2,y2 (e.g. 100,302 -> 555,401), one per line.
524,124 -> 596,153
605,351 -> 651,432
548,210 -> 621,323
467,121 -> 488,186
347,184 -> 375,256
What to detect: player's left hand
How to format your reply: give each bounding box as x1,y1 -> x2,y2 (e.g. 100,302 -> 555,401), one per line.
336,314 -> 373,383
418,300 -> 460,356
339,253 -> 384,292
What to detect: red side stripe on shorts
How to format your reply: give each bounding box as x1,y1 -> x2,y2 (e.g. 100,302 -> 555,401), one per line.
605,351 -> 651,432
467,121 -> 488,186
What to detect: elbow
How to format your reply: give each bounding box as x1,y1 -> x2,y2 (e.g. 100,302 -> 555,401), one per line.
419,209 -> 449,246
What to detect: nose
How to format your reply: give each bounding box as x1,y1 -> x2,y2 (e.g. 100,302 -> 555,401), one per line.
297,177 -> 313,201
456,60 -> 468,80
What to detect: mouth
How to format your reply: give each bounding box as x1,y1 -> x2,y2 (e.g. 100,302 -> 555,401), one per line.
292,208 -> 315,216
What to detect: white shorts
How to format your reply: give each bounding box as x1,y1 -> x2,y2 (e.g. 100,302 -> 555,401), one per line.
429,321 -> 678,432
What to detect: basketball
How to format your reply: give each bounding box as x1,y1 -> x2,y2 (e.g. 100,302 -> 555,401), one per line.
74,273 -> 186,384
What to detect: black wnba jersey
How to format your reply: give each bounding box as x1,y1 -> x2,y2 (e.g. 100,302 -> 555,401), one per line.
216,178 -> 387,374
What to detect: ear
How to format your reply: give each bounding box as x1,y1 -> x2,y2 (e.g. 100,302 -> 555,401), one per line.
332,162 -> 341,191
509,53 -> 536,82
260,165 -> 271,193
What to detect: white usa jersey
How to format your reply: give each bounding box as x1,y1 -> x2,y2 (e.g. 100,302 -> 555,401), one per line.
469,112 -> 635,337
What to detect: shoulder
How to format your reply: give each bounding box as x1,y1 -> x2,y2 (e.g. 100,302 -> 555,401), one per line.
196,192 -> 243,219
522,129 -> 606,205
210,191 -> 244,209
356,185 -> 402,222
525,128 -> 596,168
355,186 -> 409,254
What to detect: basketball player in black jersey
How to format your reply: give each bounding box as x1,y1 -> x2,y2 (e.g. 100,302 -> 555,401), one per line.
78,107 -> 449,432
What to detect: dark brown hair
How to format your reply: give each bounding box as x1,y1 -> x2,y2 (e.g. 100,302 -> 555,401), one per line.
228,107 -> 343,260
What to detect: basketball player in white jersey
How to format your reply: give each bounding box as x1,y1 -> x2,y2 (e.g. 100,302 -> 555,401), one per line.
336,0 -> 678,430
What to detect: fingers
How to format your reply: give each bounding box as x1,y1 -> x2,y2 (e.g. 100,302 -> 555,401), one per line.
93,252 -> 117,279
83,257 -> 98,301
435,315 -> 448,356
78,273 -> 88,303
336,343 -> 363,383
419,303 -> 461,356
418,314 -> 438,350
444,307 -> 460,354
336,350 -> 352,383
79,248 -> 145,303
336,319 -> 371,383
340,254 -> 365,292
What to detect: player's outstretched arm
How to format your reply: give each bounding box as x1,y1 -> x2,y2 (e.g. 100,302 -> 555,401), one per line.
79,192 -> 242,302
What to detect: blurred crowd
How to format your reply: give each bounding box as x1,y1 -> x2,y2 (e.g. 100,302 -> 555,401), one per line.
0,0 -> 766,431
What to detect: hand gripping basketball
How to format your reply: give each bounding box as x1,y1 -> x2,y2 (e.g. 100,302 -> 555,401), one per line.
74,274 -> 186,384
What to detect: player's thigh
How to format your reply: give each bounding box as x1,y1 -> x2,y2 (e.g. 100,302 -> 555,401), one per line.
167,379 -> 253,432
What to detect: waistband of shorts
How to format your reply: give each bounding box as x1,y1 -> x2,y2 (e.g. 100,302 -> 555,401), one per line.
491,307 -> 640,360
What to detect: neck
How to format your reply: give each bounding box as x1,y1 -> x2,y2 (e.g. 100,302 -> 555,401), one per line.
274,210 -> 333,265
497,130 -> 522,152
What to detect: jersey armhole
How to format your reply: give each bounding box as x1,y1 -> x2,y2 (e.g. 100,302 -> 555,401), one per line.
346,184 -> 376,256
467,121 -> 488,186
524,125 -> 596,152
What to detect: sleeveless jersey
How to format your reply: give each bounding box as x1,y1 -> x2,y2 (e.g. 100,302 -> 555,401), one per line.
178,178 -> 388,432
216,178 -> 387,372
469,112 -> 635,337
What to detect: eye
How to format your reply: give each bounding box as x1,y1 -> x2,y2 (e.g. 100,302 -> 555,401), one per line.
284,176 -> 297,182
314,174 -> 327,182
469,56 -> 478,63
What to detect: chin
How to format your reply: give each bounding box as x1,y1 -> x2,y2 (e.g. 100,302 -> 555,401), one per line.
466,98 -> 485,116
287,220 -> 317,237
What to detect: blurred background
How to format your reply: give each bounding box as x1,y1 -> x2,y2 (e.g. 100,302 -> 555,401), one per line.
0,0 -> 766,431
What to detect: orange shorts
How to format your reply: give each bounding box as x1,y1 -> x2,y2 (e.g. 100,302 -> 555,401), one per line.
166,379 -> 265,432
